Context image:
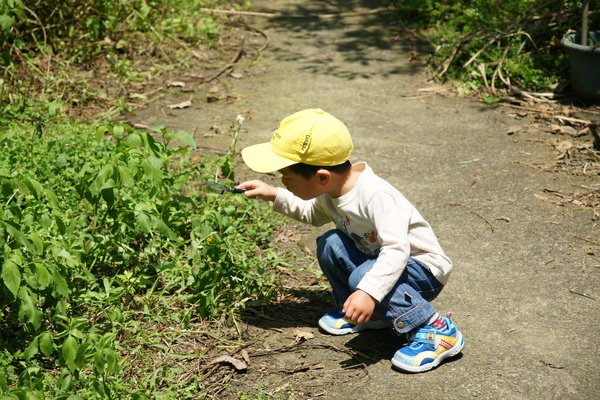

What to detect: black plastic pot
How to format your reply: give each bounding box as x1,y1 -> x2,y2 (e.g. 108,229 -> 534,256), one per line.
561,31 -> 600,102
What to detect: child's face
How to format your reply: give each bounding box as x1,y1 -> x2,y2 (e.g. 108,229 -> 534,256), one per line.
279,167 -> 326,200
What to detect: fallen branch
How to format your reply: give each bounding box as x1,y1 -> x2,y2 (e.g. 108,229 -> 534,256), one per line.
199,45 -> 244,84
498,69 -> 554,103
238,22 -> 270,54
554,115 -> 592,126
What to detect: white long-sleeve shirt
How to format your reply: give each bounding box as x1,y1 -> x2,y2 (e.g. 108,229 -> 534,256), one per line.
273,162 -> 452,302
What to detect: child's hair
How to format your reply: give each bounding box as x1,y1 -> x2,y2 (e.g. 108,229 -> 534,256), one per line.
288,160 -> 352,178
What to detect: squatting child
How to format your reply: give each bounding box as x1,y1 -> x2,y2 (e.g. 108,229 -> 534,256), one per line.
238,108 -> 464,372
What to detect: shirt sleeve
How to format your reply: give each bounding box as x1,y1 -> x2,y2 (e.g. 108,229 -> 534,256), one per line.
355,191 -> 412,302
273,188 -> 331,227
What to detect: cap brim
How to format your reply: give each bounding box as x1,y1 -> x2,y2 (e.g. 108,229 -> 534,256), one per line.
241,142 -> 298,173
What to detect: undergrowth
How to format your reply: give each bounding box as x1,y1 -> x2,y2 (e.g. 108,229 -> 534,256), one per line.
0,102 -> 284,398
392,0 -> 600,98
0,0 -> 289,397
0,0 -> 243,116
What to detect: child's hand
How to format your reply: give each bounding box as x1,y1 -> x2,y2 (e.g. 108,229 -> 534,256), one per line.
343,290 -> 376,324
237,180 -> 278,202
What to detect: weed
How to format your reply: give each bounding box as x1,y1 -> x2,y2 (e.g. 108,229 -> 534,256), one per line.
392,0 -> 599,94
0,105 -> 285,396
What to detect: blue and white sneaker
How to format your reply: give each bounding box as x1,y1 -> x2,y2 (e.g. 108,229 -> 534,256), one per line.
318,310 -> 388,335
391,313 -> 464,373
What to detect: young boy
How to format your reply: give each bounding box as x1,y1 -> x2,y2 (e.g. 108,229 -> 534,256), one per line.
238,108 -> 464,373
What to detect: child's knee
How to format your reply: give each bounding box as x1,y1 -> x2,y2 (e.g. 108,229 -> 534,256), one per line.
316,229 -> 346,259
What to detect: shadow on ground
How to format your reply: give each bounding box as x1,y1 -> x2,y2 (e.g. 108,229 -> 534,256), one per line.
252,0 -> 431,80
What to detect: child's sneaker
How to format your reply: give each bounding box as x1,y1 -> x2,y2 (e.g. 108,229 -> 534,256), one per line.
391,314 -> 464,373
318,310 -> 388,335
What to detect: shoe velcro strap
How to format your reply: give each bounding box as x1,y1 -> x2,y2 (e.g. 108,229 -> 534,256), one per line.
414,329 -> 437,345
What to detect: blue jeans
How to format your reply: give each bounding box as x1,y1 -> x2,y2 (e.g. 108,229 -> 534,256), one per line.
316,229 -> 444,334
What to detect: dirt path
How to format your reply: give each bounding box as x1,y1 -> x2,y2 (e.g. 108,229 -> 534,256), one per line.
133,1 -> 599,398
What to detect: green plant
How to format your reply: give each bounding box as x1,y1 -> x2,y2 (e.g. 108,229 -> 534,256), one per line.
392,0 -> 599,94
0,0 -> 236,111
0,105 -> 285,397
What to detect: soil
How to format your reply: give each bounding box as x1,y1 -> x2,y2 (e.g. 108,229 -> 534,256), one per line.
130,1 -> 600,398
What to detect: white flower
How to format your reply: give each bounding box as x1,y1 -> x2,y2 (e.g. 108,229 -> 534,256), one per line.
235,114 -> 245,125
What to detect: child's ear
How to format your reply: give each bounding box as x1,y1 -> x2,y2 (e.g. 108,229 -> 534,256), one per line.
316,169 -> 332,187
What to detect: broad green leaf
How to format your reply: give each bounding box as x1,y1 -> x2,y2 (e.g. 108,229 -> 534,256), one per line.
27,233 -> 44,255
112,125 -> 125,139
1,259 -> 20,296
0,395 -> 21,400
151,215 -> 176,240
58,373 -> 73,392
17,287 -> 43,330
39,214 -> 52,228
173,131 -> 196,149
126,133 -> 143,148
24,177 -> 44,198
57,249 -> 78,267
0,15 -> 14,32
0,167 -> 10,177
4,221 -> 26,247
39,332 -> 54,356
52,269 -> 70,297
74,341 -> 90,369
117,165 -> 134,187
96,125 -> 109,141
147,155 -> 163,169
44,187 -> 60,209
23,337 -> 39,360
101,187 -> 115,208
135,212 -> 152,233
144,157 -> 163,183
61,336 -> 78,371
139,1 -> 151,18
34,263 -> 52,289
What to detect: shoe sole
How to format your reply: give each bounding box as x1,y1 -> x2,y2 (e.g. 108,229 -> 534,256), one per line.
318,318 -> 388,336
391,331 -> 465,373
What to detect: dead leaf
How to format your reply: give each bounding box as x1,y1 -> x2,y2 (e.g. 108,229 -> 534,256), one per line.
191,50 -> 210,61
496,216 -> 512,222
210,355 -> 247,371
129,93 -> 148,100
230,72 -> 243,79
297,242 -> 312,255
548,124 -> 577,136
167,100 -> 192,109
553,140 -> 573,158
575,126 -> 591,137
294,330 -> 315,343
167,81 -> 186,88
208,85 -> 220,93
240,349 -> 250,364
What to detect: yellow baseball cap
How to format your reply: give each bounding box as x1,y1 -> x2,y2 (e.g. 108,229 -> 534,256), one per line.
241,108 -> 353,173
